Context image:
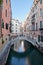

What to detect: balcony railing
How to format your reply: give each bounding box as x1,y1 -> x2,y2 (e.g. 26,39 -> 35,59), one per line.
31,18 -> 35,23
39,27 -> 43,30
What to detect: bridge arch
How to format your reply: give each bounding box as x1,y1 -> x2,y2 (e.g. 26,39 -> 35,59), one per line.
11,35 -> 36,56
12,35 -> 36,46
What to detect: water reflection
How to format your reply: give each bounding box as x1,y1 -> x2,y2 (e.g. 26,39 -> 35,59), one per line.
14,40 -> 26,53
18,41 -> 25,52
6,49 -> 30,65
13,40 -> 31,53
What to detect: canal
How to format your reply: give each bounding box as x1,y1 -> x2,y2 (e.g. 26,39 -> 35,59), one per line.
5,40 -> 43,65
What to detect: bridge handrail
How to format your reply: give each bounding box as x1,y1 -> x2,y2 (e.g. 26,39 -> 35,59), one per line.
13,34 -> 36,46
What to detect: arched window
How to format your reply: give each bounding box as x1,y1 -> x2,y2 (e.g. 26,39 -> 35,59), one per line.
2,19 -> 4,28
6,23 -> 8,30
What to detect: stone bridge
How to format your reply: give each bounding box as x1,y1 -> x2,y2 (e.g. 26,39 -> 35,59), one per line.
12,35 -> 36,46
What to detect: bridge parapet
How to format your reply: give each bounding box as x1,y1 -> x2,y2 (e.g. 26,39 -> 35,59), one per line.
13,33 -> 36,46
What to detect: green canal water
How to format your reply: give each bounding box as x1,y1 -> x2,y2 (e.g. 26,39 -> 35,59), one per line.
5,40 -> 43,65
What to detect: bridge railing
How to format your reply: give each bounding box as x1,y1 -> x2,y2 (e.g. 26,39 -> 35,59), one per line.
16,32 -> 36,45
11,32 -> 37,46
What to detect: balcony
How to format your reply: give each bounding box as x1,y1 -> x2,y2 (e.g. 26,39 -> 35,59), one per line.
31,14 -> 35,23
40,28 -> 43,30
31,18 -> 35,23
39,25 -> 43,30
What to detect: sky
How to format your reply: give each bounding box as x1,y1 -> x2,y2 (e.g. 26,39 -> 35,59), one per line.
11,0 -> 34,22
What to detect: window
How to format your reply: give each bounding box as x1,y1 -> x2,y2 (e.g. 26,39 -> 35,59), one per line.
6,23 -> 8,29
32,24 -> 35,30
35,5 -> 37,9
16,26 -> 17,29
33,25 -> 35,30
5,9 -> 7,17
16,24 -> 17,26
40,21 -> 42,28
35,13 -> 38,18
36,23 -> 38,30
32,8 -> 34,13
40,8 -> 42,16
11,29 -> 14,32
31,14 -> 35,22
2,19 -> 4,28
16,30 -> 17,32
11,24 -> 14,26
40,0 -> 42,4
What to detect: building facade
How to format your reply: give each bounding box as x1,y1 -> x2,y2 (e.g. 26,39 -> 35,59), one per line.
11,19 -> 22,35
2,0 -> 11,35
25,0 -> 43,42
1,0 -> 11,44
0,0 -> 12,52
23,21 -> 28,32
0,5 -> 2,37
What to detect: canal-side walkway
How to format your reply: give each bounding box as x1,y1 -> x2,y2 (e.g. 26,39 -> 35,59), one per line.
35,41 -> 43,53
0,40 -> 13,65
